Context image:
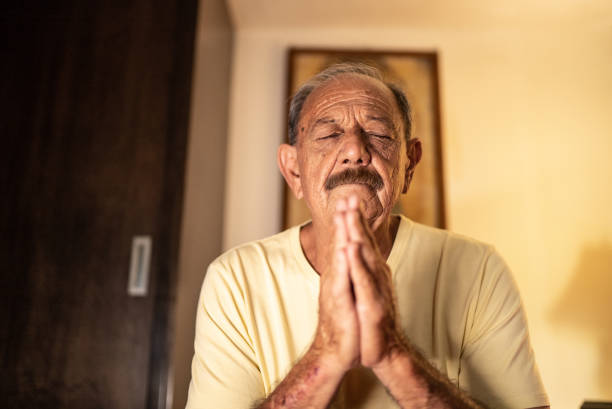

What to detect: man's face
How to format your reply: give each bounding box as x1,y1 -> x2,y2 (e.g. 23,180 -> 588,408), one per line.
294,74 -> 413,230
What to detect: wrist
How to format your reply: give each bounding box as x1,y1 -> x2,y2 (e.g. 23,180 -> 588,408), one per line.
371,343 -> 431,407
306,342 -> 351,380
371,341 -> 410,379
368,326 -> 408,370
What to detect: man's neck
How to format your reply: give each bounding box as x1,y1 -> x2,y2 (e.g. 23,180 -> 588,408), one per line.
300,215 -> 401,276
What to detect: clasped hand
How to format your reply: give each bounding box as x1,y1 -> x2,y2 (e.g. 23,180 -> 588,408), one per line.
313,195 -> 402,372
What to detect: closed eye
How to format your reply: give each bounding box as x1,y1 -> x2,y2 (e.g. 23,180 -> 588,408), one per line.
368,132 -> 391,139
318,132 -> 341,140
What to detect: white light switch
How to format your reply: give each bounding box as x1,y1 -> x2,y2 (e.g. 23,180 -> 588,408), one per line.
127,235 -> 152,296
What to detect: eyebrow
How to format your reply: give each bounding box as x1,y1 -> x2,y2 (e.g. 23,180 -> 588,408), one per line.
310,117 -> 340,132
365,115 -> 395,129
310,115 -> 398,134
313,117 -> 337,127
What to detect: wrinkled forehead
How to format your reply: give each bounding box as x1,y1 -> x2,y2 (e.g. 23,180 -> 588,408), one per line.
300,73 -> 402,130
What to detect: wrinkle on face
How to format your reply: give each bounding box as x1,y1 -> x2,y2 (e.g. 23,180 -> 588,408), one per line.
295,74 -> 409,230
303,92 -> 401,142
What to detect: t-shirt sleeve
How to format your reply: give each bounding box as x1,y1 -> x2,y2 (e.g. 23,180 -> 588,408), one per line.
459,249 -> 549,409
185,262 -> 265,409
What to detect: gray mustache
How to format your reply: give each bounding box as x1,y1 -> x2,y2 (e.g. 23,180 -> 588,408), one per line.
324,168 -> 384,191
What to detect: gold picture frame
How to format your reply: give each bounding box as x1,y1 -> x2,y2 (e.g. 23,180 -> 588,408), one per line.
283,48 -> 446,229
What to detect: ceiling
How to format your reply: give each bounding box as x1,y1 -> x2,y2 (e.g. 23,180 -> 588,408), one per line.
227,0 -> 611,30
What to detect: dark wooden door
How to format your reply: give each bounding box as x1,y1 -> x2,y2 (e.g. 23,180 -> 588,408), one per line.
0,1 -> 197,407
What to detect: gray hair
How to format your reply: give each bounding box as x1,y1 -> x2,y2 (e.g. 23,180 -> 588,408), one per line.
288,62 -> 412,145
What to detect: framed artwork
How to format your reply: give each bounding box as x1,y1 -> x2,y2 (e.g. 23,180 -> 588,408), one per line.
283,48 -> 446,230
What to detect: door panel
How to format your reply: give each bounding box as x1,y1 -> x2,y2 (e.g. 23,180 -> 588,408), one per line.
0,1 -> 197,407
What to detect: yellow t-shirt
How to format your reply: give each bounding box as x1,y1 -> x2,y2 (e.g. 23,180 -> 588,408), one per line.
186,216 -> 549,409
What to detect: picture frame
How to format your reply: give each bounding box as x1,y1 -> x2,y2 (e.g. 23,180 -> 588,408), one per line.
283,48 -> 446,230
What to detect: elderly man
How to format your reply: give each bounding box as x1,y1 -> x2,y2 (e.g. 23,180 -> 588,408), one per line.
185,63 -> 549,409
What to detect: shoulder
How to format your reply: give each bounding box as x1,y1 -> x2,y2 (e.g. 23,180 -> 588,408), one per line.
399,215 -> 496,263
204,225 -> 300,290
395,216 -> 512,291
395,217 -> 523,341
214,226 -> 297,268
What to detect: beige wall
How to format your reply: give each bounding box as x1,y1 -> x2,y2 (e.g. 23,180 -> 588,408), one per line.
223,22 -> 612,409
169,0 -> 233,407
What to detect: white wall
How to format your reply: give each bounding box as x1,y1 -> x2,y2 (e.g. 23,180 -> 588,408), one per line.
170,0 -> 233,407
223,21 -> 612,409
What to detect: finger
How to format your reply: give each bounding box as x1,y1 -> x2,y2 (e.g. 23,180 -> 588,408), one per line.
335,247 -> 348,281
345,208 -> 368,244
330,214 -> 349,290
356,200 -> 378,248
332,248 -> 355,303
345,208 -> 381,271
334,211 -> 348,251
360,241 -> 381,272
345,196 -> 376,247
346,243 -> 377,306
347,194 -> 359,211
336,197 -> 348,212
334,197 -> 349,250
347,196 -> 376,243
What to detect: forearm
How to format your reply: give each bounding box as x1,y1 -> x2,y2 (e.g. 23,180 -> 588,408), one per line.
255,345 -> 346,409
373,340 -> 486,409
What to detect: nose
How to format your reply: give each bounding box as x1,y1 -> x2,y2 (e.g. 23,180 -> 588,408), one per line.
339,129 -> 371,166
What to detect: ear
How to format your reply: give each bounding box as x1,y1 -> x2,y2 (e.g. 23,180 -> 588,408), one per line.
402,138 -> 422,194
278,143 -> 303,200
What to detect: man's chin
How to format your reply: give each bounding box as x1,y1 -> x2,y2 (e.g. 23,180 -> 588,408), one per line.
327,186 -> 383,223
